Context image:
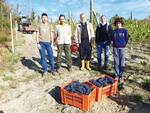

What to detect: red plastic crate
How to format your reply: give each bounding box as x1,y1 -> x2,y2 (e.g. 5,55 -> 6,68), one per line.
61,80 -> 96,111
89,75 -> 118,102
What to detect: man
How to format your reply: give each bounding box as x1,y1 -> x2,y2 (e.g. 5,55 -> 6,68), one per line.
95,15 -> 113,70
55,14 -> 72,72
36,13 -> 55,76
75,13 -> 95,71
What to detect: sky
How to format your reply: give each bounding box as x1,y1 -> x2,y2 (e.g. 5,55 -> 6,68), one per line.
6,0 -> 150,21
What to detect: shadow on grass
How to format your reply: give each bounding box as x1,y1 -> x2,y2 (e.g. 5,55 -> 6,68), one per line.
21,57 -> 41,71
109,94 -> 150,113
141,82 -> 150,92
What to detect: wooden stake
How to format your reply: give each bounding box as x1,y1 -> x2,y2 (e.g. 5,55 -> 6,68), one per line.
15,21 -> 18,40
10,13 -> 15,53
90,0 -> 93,24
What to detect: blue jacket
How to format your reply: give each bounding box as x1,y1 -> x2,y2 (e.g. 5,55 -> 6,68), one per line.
112,28 -> 128,48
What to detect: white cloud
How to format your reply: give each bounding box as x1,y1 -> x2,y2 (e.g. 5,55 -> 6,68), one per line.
39,7 -> 48,13
58,0 -> 71,4
67,0 -> 78,5
94,0 -> 150,19
7,0 -> 150,20
125,0 -> 150,9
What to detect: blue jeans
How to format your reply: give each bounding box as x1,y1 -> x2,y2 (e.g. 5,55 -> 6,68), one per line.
113,48 -> 125,78
96,42 -> 110,67
39,41 -> 54,72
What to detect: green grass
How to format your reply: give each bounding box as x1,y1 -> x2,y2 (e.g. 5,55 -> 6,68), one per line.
142,78 -> 150,92
0,30 -> 9,44
0,85 -> 6,90
3,76 -> 14,81
133,94 -> 150,103
26,74 -> 39,81
0,48 -> 21,74
20,73 -> 39,83
14,33 -> 25,47
143,78 -> 150,85
0,31 -> 24,75
0,84 -> 10,91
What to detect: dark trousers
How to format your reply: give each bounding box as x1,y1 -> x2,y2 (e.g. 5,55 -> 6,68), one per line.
79,39 -> 92,60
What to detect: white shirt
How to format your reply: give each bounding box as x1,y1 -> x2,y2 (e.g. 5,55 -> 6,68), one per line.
56,24 -> 71,45
74,22 -> 95,44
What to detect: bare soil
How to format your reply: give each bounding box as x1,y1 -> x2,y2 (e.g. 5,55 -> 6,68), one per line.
0,33 -> 149,113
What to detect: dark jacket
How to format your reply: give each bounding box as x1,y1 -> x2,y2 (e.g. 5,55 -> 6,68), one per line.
95,23 -> 113,45
112,28 -> 128,48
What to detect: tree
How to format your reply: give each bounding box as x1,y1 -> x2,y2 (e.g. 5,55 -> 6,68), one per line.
0,0 -> 11,44
37,15 -> 40,23
30,9 -> 36,23
90,0 -> 93,23
0,0 -> 10,30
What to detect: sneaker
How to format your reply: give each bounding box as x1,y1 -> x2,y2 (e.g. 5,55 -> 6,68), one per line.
56,66 -> 60,73
119,77 -> 125,84
119,90 -> 125,96
115,77 -> 119,81
47,67 -> 51,72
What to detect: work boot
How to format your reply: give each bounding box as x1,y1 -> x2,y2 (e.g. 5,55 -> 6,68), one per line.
80,60 -> 85,71
85,60 -> 91,71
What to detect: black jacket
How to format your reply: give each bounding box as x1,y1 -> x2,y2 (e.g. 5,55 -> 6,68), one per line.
95,23 -> 113,45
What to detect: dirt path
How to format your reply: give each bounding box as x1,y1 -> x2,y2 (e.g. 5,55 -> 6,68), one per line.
0,33 -> 149,113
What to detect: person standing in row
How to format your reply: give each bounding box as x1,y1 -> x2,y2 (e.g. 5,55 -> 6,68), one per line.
55,14 -> 72,72
36,13 -> 55,76
112,17 -> 128,83
95,15 -> 113,70
75,13 -> 95,71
